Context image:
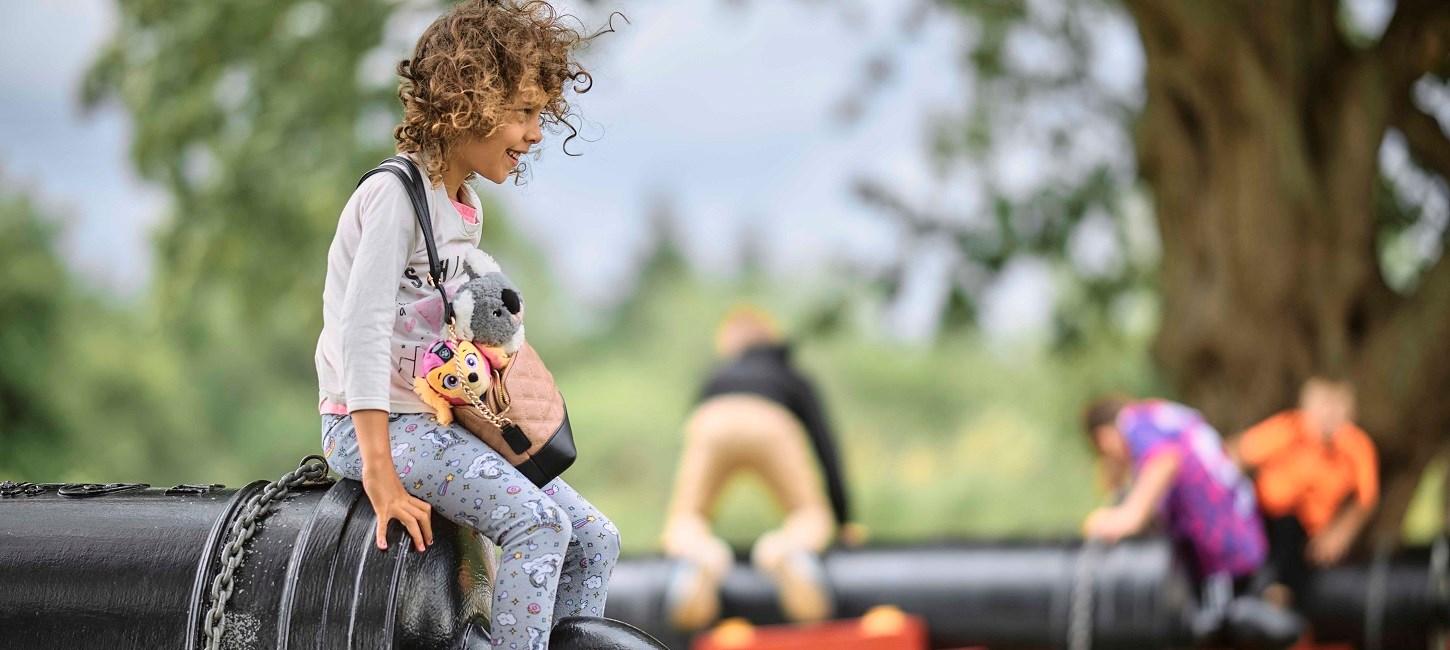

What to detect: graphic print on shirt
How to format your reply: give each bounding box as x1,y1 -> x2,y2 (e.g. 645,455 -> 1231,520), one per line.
394,266 -> 467,381
403,252 -> 468,289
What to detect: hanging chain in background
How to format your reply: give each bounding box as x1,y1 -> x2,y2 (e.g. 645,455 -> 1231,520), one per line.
1362,536 -> 1394,650
1069,540 -> 1102,650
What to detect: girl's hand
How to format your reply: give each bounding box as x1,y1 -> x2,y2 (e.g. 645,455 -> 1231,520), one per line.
1083,506 -> 1139,542
838,522 -> 870,547
361,466 -> 434,552
1307,527 -> 1351,567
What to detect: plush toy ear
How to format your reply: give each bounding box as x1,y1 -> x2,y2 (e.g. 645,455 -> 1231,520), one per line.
463,248 -> 501,278
453,289 -> 476,340
414,376 -> 456,426
480,345 -> 513,370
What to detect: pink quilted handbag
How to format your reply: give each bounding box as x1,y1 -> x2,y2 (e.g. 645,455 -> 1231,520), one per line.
454,341 -> 576,487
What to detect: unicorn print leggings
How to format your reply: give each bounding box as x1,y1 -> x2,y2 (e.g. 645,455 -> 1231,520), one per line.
321,413 -> 619,649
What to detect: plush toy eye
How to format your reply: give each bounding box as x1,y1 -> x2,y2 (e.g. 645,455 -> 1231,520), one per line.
493,309 -> 504,318
465,353 -> 479,368
442,375 -> 459,389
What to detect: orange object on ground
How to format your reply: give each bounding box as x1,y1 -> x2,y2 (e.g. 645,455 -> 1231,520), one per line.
1287,637 -> 1353,650
1238,410 -> 1378,535
692,607 -> 929,650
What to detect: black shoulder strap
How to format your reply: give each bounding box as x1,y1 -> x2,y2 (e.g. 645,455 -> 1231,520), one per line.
357,155 -> 454,324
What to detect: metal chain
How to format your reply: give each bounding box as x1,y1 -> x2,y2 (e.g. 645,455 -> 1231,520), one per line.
1068,540 -> 1102,650
201,455 -> 332,650
447,323 -> 515,429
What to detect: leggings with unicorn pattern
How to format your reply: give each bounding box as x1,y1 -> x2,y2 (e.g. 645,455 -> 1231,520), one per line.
321,413 -> 618,649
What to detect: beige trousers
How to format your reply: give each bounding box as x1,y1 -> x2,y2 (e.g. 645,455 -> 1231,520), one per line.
661,394 -> 836,580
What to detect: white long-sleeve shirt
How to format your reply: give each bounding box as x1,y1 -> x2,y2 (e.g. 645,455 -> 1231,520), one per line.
315,154 -> 483,414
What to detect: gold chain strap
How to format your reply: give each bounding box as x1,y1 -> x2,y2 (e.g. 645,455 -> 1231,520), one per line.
490,365 -> 511,412
447,323 -> 515,430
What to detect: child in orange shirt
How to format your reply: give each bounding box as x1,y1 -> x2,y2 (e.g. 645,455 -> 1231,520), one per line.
1235,377 -> 1379,600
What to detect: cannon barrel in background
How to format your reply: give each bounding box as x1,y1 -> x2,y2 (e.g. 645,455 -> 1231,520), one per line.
606,540 -> 1200,650
605,539 -> 1450,650
0,478 -> 492,650
1297,541 -> 1450,649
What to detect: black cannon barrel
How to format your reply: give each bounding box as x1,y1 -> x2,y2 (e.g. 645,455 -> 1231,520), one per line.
605,539 -> 1199,650
0,478 -> 492,649
5,474 -> 1442,650
1297,541 -> 1450,649
606,539 -> 1450,650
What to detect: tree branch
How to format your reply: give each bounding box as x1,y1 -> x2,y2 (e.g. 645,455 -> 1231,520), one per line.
1376,0 -> 1450,100
1122,0 -> 1223,64
1358,249 -> 1450,442
1395,101 -> 1450,184
852,178 -> 1011,270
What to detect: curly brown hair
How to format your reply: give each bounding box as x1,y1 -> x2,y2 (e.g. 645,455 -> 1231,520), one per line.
394,0 -> 597,185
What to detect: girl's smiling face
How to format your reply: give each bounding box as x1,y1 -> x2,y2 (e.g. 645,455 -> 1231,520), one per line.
457,93 -> 546,184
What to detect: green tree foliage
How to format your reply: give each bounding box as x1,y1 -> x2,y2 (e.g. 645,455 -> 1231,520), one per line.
78,1 -> 435,483
844,0 -> 1158,347
83,0 -> 398,321
0,183 -> 216,483
0,187 -> 73,477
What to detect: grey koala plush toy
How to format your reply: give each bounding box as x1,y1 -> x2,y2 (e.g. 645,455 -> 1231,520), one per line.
454,249 -> 526,366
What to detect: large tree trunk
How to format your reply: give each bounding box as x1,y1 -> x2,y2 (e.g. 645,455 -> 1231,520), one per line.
1124,0 -> 1450,539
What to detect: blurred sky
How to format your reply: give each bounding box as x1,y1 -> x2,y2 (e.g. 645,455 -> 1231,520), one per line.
0,0 -> 1147,340
1,0 -> 165,295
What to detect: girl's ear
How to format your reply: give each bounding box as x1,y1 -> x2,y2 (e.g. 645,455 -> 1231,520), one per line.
464,248 -> 501,278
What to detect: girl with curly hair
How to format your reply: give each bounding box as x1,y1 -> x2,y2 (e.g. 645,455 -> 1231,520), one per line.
313,2 -> 616,645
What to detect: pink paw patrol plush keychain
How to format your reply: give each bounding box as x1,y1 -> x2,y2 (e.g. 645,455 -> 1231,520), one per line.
413,339 -> 491,426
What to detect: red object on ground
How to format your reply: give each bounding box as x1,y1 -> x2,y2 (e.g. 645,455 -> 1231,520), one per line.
1288,641 -> 1353,650
692,607 -> 930,650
